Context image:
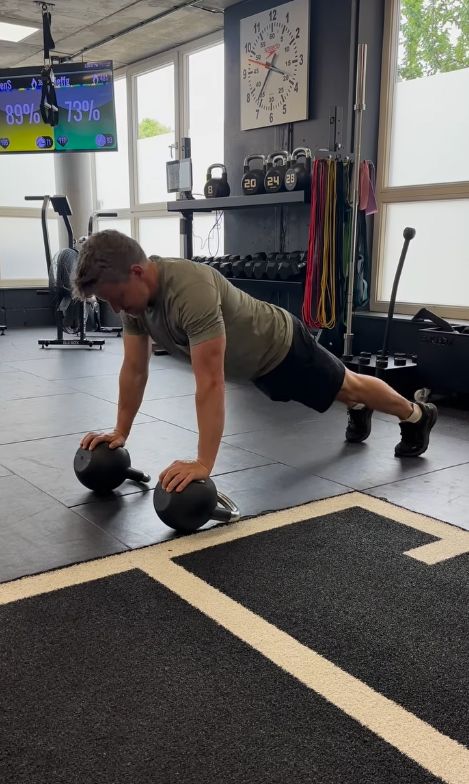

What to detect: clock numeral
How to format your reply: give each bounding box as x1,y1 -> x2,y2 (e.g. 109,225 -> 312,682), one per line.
294,82 -> 299,93
247,93 -> 251,103
296,27 -> 300,39
283,74 -> 289,82
269,113 -> 274,123
253,22 -> 260,33
282,103 -> 287,115
256,109 -> 260,118
286,12 -> 289,23
260,41 -> 266,48
269,9 -> 277,20
300,54 -> 303,65
244,42 -> 252,53
269,32 -> 275,39
285,46 -> 290,53
243,69 -> 247,79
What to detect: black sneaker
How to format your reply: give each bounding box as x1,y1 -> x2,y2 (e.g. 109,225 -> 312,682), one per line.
394,402 -> 438,457
345,407 -> 373,443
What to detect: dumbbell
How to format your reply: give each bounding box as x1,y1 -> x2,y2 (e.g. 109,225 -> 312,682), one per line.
264,151 -> 290,193
232,255 -> 251,278
278,251 -> 307,280
266,253 -> 283,280
251,252 -> 269,279
244,252 -> 266,278
220,254 -> 239,277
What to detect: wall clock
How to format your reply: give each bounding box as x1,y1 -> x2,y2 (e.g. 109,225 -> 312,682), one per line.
240,0 -> 310,131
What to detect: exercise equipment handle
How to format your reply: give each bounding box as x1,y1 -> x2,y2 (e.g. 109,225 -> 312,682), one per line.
212,491 -> 241,523
126,467 -> 151,484
88,212 -> 119,236
381,227 -> 416,355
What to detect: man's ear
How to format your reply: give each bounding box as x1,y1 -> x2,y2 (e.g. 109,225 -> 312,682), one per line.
129,264 -> 144,278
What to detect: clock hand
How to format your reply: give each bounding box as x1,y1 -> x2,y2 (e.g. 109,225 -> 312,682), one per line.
248,58 -> 291,78
257,53 -> 277,104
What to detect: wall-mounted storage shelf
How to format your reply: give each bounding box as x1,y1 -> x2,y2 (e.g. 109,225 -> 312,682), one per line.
167,190 -> 308,214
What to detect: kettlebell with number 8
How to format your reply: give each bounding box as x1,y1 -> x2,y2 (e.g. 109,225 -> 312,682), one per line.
204,164 -> 230,198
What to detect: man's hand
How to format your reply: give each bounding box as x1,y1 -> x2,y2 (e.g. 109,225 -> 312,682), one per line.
159,459 -> 210,493
80,429 -> 126,451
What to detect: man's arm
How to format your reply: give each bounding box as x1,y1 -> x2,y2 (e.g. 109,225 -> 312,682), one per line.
116,333 -> 152,438
159,334 -> 226,492
191,334 -> 226,473
81,332 -> 151,450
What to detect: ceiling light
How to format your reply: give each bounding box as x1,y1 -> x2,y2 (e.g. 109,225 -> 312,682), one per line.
0,21 -> 38,43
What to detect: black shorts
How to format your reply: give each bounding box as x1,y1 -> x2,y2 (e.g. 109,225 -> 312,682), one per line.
253,316 -> 346,413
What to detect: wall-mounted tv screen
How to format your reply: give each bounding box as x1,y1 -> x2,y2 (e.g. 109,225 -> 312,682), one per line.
0,61 -> 117,154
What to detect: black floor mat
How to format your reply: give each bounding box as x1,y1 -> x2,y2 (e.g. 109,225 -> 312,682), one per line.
0,568 -> 443,784
177,506 -> 469,748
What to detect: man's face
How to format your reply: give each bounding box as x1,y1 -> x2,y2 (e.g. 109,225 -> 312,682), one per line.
95,269 -> 150,317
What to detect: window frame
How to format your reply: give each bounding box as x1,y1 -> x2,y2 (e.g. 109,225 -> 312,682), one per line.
372,0 -> 469,320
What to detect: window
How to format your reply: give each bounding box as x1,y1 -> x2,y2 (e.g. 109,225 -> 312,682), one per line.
138,217 -> 180,257
193,213 -> 224,257
186,43 -> 224,197
0,154 -> 55,209
374,0 -> 469,317
97,218 -> 132,236
0,216 -> 59,283
95,78 -> 130,209
136,64 -> 176,205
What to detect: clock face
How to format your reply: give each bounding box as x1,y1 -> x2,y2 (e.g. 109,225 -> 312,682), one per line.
240,0 -> 310,130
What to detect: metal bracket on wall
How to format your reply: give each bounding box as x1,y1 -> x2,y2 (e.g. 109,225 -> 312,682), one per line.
328,105 -> 343,153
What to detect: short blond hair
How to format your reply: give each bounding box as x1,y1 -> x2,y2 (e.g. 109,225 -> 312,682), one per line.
73,230 -> 147,299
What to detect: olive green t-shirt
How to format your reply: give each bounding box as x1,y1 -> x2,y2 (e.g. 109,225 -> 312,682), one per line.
120,256 -> 293,380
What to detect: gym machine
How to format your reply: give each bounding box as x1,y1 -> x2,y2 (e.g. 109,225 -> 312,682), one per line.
26,194 -> 108,349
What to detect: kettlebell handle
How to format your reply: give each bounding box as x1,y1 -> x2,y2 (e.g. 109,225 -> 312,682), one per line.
211,491 -> 241,523
291,147 -> 312,161
267,150 -> 290,166
207,163 -> 227,179
243,154 -> 266,172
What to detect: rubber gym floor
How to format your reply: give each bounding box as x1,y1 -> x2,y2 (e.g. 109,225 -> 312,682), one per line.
1,326 -> 469,584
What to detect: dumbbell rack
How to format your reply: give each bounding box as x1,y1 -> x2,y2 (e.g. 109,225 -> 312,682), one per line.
167,191 -> 309,260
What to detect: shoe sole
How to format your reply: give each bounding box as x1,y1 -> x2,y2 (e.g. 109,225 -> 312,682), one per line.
395,404 -> 438,457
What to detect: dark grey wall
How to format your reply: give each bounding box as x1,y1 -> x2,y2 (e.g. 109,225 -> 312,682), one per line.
223,0 -> 384,256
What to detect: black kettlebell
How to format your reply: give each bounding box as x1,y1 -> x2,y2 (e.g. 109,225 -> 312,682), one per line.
241,154 -> 266,195
264,151 -> 290,193
204,164 -> 230,198
153,477 -> 240,533
284,147 -> 312,192
74,442 -> 151,493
